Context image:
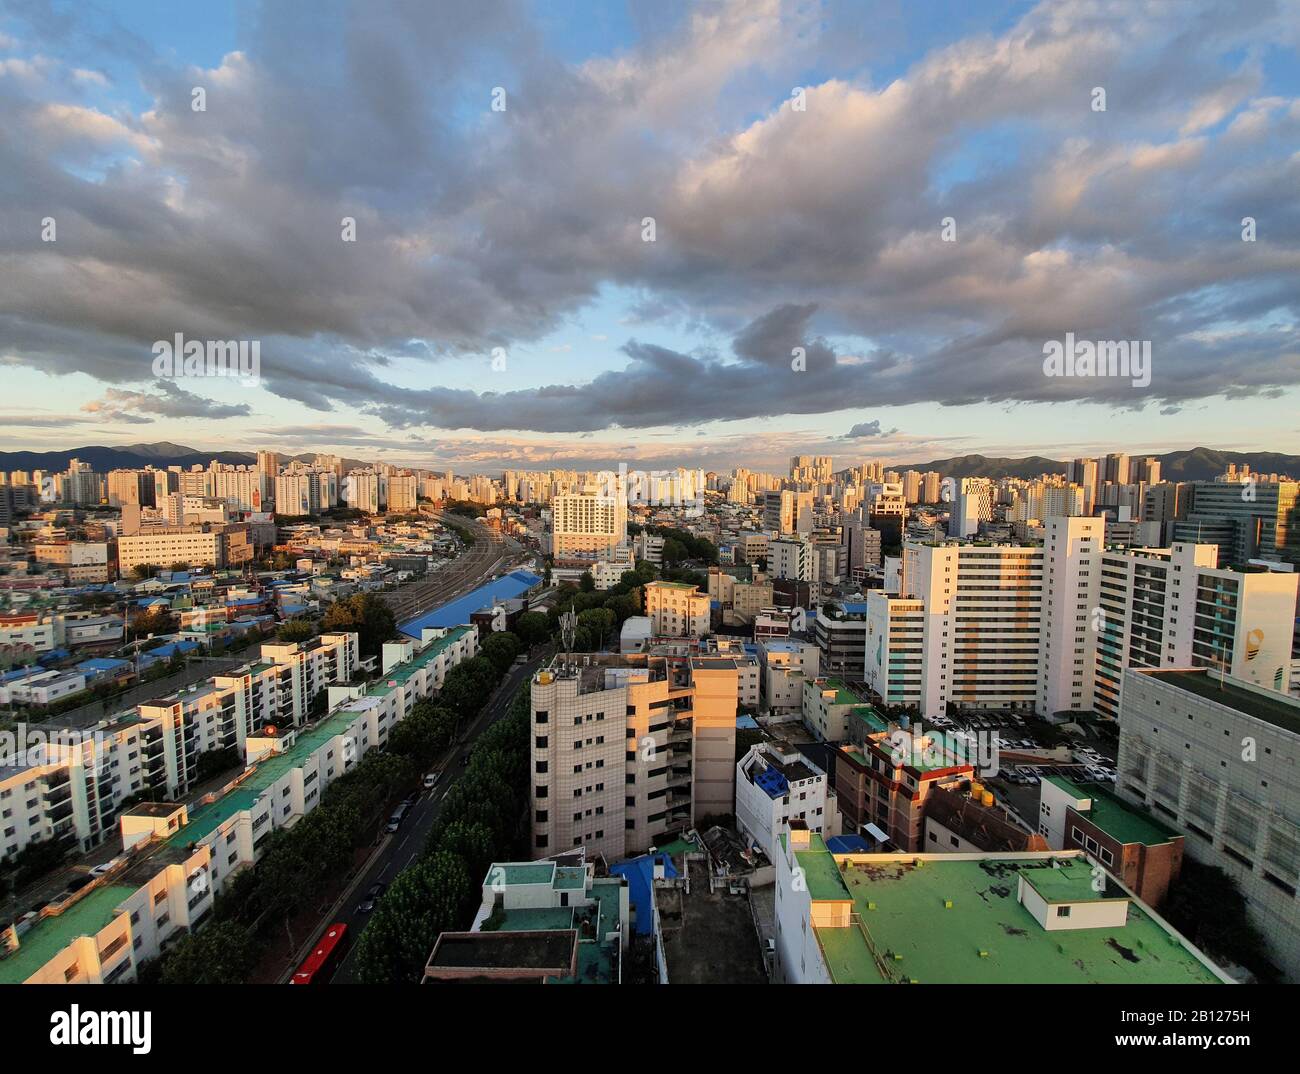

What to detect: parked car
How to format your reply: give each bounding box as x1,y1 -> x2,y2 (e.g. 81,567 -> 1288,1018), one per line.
423,771 -> 441,790
359,882 -> 386,913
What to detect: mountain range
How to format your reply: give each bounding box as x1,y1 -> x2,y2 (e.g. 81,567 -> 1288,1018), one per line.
0,443 -> 1296,484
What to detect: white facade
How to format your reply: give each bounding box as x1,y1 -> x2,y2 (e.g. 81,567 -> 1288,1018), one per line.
735,741 -> 839,863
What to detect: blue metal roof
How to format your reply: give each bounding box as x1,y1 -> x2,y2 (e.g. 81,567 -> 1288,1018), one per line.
398,570 -> 541,638
755,767 -> 789,799
609,853 -> 678,935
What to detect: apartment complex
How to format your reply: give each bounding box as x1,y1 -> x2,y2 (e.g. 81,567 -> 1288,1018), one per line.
529,652 -> 740,861
1116,667 -> 1300,981
0,633 -> 358,860
773,830 -> 1229,984
0,627 -> 477,984
866,538 -> 1044,716
1091,539 -> 1297,720
864,519 -> 1298,721
116,523 -> 254,574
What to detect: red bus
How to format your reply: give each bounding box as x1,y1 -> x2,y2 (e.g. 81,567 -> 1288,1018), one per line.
290,923 -> 349,984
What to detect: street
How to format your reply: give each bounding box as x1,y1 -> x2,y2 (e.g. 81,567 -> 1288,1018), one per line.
303,648 -> 547,984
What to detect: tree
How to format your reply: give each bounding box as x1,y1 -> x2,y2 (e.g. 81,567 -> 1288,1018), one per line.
276,618 -> 317,644
353,851 -> 474,983
514,611 -> 550,648
321,592 -> 396,659
579,571 -> 596,592
480,631 -> 521,675
131,563 -> 159,580
158,921 -> 257,984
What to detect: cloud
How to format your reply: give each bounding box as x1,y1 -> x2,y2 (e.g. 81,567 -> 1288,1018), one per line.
0,0 -> 1296,439
81,382 -> 252,422
845,420 -> 895,438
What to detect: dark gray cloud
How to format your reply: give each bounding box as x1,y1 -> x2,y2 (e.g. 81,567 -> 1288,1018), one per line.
0,0 -> 1298,433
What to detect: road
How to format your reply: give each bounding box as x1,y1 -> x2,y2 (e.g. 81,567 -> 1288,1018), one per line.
380,512 -> 525,626
300,648 -> 549,984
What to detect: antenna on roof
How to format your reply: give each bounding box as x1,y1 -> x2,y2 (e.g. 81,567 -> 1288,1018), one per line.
560,605 -> 576,659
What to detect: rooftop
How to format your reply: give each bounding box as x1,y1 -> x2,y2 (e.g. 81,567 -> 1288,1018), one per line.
1043,776 -> 1181,847
0,884 -> 136,985
797,849 -> 1224,985
1143,668 -> 1300,737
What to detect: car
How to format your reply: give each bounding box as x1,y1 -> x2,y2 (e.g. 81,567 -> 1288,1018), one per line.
423,771 -> 441,790
385,802 -> 411,834
89,863 -> 113,877
359,882 -> 386,913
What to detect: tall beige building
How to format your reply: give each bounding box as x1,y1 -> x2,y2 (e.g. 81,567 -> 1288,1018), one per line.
551,485 -> 627,556
530,652 -> 740,861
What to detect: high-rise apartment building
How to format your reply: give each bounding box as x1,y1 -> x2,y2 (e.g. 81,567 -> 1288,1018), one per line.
551,485 -> 627,557
864,519 -> 1298,721
529,652 -> 740,861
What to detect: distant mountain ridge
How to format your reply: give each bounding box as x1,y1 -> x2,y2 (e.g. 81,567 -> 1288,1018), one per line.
0,443 -> 369,473
907,449 -> 1300,483
0,442 -> 1296,484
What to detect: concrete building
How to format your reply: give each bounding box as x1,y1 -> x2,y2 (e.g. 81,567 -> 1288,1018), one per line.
643,580 -> 710,638
757,638 -> 819,714
530,652 -> 741,861
424,858 -> 629,984
736,740 -> 839,863
773,830 -> 1230,984
1038,774 -> 1183,908
1116,667 -> 1300,981
811,602 -> 867,681
801,676 -> 872,743
551,485 -> 627,558
0,633 -> 359,860
1174,479 -> 1299,567
0,626 -> 478,984
116,523 -> 253,574
864,521 -> 1298,722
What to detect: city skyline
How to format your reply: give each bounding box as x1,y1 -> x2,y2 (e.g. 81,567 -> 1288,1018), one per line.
3,0 -> 1299,469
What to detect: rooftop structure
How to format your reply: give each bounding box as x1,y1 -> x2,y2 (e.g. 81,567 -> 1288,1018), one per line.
774,831 -> 1230,985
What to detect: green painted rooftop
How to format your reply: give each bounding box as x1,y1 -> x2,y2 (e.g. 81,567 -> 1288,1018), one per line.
820,678 -> 863,706
0,884 -> 135,984
489,863 -> 555,887
1044,776 -> 1180,847
810,853 -> 1222,984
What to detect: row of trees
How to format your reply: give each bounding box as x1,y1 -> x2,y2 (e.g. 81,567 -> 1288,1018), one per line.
351,687 -> 531,983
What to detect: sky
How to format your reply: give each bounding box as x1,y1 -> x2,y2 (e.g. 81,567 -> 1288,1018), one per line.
1,0 -> 1298,473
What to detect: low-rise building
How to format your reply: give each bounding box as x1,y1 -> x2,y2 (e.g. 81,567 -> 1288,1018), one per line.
1038,775 -> 1183,908
773,828 -> 1230,984
423,857 -> 629,984
736,740 -> 839,863
0,626 -> 477,984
